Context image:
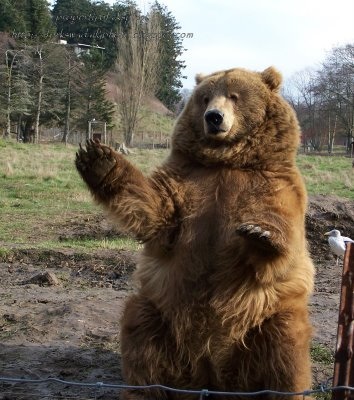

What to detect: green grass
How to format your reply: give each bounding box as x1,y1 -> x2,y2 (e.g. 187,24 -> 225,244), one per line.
0,246 -> 12,260
297,154 -> 354,199
311,341 -> 334,365
0,140 -> 167,249
129,147 -> 169,173
42,237 -> 143,251
0,139 -> 353,250
113,107 -> 175,146
137,107 -> 175,137
310,342 -> 334,399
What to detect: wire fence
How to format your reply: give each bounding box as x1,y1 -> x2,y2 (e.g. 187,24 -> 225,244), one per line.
0,376 -> 352,399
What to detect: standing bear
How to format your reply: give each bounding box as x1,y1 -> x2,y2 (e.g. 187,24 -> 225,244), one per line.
76,66 -> 314,400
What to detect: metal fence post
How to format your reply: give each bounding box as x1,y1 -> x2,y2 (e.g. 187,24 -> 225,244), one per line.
332,243 -> 354,400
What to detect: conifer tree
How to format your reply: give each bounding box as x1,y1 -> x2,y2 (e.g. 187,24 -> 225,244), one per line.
27,0 -> 56,40
151,1 -> 186,109
0,0 -> 27,33
76,50 -> 114,138
52,0 -> 92,44
0,0 -> 55,41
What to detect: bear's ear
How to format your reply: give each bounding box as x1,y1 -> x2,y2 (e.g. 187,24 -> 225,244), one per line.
195,73 -> 206,85
261,67 -> 282,92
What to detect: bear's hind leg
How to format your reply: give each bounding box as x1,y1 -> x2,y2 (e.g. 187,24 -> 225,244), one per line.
221,309 -> 312,400
120,295 -> 176,400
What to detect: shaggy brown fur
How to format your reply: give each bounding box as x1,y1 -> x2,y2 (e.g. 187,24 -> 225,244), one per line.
76,66 -> 314,400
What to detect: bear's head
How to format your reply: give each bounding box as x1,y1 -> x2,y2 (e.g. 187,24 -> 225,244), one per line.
172,67 -> 300,168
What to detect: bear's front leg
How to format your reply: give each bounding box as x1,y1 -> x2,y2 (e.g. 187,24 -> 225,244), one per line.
76,140 -> 177,242
236,219 -> 288,256
75,139 -> 117,190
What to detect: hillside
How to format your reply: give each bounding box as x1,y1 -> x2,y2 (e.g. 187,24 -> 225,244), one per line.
105,71 -> 174,117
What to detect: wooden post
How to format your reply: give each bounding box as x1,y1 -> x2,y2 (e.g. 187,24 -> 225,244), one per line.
332,243 -> 354,400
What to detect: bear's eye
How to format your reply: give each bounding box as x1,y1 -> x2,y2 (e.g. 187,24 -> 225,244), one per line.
203,96 -> 209,105
229,93 -> 238,103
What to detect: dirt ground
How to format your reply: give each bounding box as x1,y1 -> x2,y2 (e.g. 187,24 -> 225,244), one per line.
1,195 -> 354,399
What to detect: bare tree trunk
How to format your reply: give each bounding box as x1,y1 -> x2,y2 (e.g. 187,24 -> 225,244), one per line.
4,50 -> 17,138
62,78 -> 71,144
34,47 -> 44,144
62,52 -> 76,144
86,96 -> 91,140
17,114 -> 22,141
6,76 -> 11,137
328,114 -> 337,155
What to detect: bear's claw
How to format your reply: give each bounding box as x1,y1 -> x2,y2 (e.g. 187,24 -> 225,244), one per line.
75,139 -> 117,189
237,224 -> 271,239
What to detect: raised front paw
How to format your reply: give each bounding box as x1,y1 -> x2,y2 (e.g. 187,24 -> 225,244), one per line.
236,224 -> 271,241
75,139 -> 117,189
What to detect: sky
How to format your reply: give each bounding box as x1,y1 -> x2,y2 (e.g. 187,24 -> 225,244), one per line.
158,0 -> 354,89
51,0 -> 354,89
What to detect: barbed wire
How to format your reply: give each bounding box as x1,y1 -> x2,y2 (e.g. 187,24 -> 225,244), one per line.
0,375 -> 352,398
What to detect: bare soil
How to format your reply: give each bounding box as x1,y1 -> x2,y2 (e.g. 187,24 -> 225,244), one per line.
1,195 -> 354,399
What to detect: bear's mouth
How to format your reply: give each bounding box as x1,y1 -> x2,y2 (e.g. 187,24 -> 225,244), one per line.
206,124 -> 227,135
205,127 -> 229,141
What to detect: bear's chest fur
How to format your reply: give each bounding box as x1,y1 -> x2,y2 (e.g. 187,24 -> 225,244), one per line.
137,167 -> 285,308
174,167 -> 271,257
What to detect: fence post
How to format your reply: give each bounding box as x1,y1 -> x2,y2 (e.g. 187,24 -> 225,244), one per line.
332,243 -> 354,400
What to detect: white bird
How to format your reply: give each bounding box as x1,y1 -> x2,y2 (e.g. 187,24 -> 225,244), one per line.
324,229 -> 354,266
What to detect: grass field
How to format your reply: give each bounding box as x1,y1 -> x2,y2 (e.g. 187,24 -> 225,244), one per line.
297,154 -> 354,199
0,139 -> 353,251
0,140 -> 168,250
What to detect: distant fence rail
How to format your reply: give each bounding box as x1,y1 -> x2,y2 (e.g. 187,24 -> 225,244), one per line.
0,376 -> 352,399
36,128 -> 172,149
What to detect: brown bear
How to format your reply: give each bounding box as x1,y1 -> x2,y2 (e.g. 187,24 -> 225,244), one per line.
76,66 -> 314,400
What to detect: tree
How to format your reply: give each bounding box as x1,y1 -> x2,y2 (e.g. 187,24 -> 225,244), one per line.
115,7 -> 161,146
321,44 -> 354,152
13,42 -> 67,142
26,0 -> 56,40
52,0 -> 94,44
3,49 -> 24,137
0,33 -> 33,138
33,46 -> 44,143
0,0 -> 27,33
61,47 -> 80,143
286,68 -> 325,151
151,1 -> 185,109
76,50 -> 115,139
0,0 -> 55,41
285,43 -> 354,154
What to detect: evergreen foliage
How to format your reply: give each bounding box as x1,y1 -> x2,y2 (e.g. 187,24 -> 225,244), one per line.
0,0 -> 55,40
151,1 -> 186,109
76,50 -> 115,136
0,0 -> 187,141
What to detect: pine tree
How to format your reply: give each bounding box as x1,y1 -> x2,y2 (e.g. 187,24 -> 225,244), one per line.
11,42 -> 67,142
0,0 -> 27,33
0,46 -> 32,138
27,0 -> 56,40
52,0 -> 92,44
0,0 -> 55,41
151,2 -> 186,110
52,0 -> 130,69
76,50 -> 114,138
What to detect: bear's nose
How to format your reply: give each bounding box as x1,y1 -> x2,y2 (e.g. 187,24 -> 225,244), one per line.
204,109 -> 224,128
